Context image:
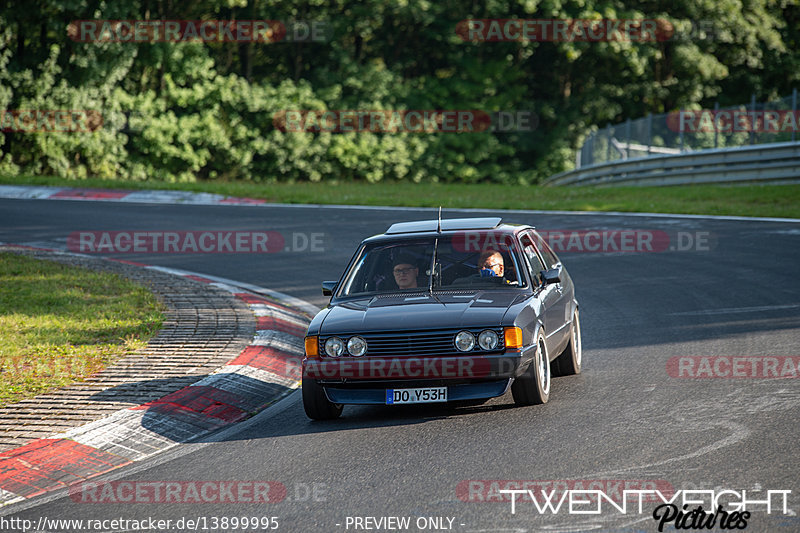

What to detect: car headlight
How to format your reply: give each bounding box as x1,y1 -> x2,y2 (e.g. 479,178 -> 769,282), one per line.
454,330 -> 475,352
324,337 -> 344,357
347,336 -> 367,357
478,330 -> 499,350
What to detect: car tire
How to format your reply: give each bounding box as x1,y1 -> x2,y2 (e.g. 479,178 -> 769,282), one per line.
552,309 -> 582,377
511,331 -> 550,406
302,378 -> 343,420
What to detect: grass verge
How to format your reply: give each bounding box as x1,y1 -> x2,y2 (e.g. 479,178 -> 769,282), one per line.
1,174 -> 799,218
0,252 -> 164,407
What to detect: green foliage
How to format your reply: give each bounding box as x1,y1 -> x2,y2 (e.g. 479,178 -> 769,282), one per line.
0,251 -> 163,406
0,0 -> 797,183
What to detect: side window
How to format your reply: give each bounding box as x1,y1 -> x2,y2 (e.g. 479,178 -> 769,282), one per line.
520,235 -> 545,287
530,231 -> 559,268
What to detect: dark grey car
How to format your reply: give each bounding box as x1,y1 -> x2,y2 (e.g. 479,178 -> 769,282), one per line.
302,217 -> 582,420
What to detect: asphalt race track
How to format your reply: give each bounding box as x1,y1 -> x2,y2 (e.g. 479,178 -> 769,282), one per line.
2,197 -> 800,533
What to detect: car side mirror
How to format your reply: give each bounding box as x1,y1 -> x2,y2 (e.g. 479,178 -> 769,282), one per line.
541,268 -> 561,285
322,281 -> 338,296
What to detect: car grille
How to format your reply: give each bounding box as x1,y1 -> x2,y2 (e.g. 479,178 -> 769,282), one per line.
318,328 -> 505,358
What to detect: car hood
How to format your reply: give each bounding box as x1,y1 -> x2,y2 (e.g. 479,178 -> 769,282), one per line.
320,291 -> 525,333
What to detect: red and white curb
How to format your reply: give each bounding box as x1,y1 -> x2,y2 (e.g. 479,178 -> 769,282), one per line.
0,185 -> 269,206
0,248 -> 318,507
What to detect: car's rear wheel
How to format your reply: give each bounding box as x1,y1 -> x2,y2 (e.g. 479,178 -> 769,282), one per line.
552,309 -> 582,377
302,378 -> 343,420
511,331 -> 550,406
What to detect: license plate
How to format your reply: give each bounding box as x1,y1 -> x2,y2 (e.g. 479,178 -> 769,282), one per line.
386,387 -> 447,404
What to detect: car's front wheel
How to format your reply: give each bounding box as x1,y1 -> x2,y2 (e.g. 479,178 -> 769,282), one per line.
511,331 -> 550,406
302,378 -> 343,420
552,309 -> 582,377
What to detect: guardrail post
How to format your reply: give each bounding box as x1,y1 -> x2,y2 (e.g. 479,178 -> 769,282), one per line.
646,113 -> 652,155
792,88 -> 797,143
750,93 -> 756,145
624,119 -> 631,159
605,124 -> 611,162
714,101 -> 719,149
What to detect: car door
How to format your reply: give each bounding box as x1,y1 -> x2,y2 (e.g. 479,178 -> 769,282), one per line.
519,234 -> 562,356
534,230 -> 574,334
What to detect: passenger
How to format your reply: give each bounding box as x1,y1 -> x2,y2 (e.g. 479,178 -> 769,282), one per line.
392,253 -> 419,289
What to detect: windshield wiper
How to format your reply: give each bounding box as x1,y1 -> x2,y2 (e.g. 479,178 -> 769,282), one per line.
427,244 -> 445,304
428,237 -> 438,294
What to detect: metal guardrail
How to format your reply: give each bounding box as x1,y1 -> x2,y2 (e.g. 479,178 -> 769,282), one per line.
576,90 -> 798,169
543,141 -> 800,187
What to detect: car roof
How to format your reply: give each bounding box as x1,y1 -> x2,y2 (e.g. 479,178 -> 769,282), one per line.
385,217 -> 502,235
359,218 -> 529,244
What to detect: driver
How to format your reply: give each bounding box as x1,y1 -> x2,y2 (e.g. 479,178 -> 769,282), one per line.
452,248 -> 514,286
478,249 -> 504,278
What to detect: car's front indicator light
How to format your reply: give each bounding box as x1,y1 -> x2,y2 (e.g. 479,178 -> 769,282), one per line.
305,336 -> 319,358
504,327 -> 523,349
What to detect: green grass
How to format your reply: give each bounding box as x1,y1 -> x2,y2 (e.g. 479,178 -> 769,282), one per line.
1,174 -> 799,218
0,252 -> 164,407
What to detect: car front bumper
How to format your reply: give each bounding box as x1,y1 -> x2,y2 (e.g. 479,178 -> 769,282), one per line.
322,379 -> 512,404
302,350 -> 533,405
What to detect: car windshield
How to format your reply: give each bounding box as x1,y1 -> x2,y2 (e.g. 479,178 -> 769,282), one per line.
337,233 -> 527,297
